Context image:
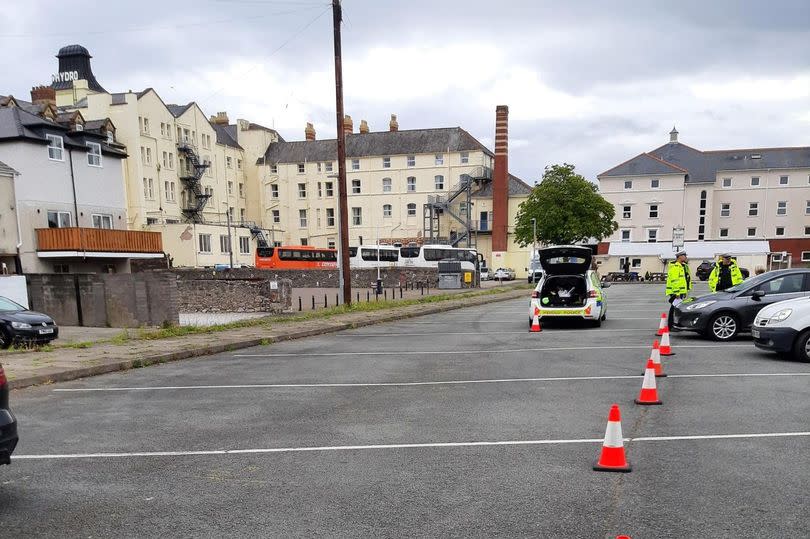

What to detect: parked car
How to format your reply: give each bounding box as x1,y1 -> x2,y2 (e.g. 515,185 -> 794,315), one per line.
672,269 -> 810,341
527,269 -> 544,284
696,260 -> 750,281
0,362 -> 18,465
0,296 -> 59,349
493,268 -> 516,281
480,268 -> 490,281
752,296 -> 810,362
529,245 -> 609,328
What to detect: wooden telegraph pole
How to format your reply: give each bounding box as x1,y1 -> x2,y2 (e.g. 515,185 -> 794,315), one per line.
332,0 -> 351,305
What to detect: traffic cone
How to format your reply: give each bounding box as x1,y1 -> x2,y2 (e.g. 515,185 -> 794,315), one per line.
650,340 -> 666,377
635,359 -> 663,405
655,313 -> 667,336
530,311 -> 542,333
593,404 -> 631,472
659,327 -> 674,356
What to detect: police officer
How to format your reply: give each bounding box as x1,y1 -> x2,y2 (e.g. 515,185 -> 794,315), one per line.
708,253 -> 743,292
665,250 -> 692,329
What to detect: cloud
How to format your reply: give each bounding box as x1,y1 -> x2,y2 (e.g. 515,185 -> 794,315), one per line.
690,74 -> 810,101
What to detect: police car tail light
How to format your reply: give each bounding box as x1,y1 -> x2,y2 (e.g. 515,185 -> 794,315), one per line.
531,291 -> 539,299
588,290 -> 598,298
0,365 -> 6,386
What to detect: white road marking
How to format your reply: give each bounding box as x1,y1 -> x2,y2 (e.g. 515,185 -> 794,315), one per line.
336,329 -> 655,337
15,431 -> 810,460
52,372 -> 810,393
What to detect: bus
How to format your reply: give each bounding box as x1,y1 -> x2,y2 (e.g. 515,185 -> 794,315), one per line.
400,244 -> 479,272
348,245 -> 401,268
255,245 -> 338,269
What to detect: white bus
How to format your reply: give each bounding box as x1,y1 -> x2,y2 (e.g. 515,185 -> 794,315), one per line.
399,244 -> 479,272
348,245 -> 401,268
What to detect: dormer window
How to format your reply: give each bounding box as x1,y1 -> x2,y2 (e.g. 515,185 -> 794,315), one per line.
46,134 -> 64,161
75,123 -> 83,131
106,131 -> 114,144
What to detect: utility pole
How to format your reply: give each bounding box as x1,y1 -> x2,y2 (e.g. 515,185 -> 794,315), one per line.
332,0 -> 351,305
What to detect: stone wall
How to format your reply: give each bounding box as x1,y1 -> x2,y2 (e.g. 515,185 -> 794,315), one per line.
180,267 -> 441,289
173,269 -> 292,313
26,272 -> 178,328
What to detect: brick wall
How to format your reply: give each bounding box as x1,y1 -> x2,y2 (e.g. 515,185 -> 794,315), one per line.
172,269 -> 292,313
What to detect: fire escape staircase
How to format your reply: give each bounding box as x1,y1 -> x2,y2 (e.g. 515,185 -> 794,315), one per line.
177,141 -> 211,223
423,166 -> 492,248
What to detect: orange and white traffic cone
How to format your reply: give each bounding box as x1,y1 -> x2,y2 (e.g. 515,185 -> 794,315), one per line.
635,359 -> 663,405
655,313 -> 667,336
650,340 -> 666,377
593,404 -> 631,472
530,311 -> 542,333
659,327 -> 674,356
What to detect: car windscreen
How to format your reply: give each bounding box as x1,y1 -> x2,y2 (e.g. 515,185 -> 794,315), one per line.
725,272 -> 769,293
0,296 -> 24,312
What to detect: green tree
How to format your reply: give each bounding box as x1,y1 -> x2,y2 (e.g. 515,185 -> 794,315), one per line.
514,164 -> 617,246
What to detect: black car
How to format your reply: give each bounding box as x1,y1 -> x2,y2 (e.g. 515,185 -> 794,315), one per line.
695,260 -> 750,281
0,362 -> 18,465
673,269 -> 810,340
0,296 -> 59,349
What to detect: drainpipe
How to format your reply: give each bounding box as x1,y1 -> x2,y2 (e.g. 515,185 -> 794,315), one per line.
68,148 -> 85,258
12,169 -> 23,274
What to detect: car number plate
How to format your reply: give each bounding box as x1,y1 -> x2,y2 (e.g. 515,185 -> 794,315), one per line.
39,328 -> 54,335
751,329 -> 760,339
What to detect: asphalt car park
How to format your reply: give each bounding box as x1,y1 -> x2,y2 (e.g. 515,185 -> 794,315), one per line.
1,283 -> 809,537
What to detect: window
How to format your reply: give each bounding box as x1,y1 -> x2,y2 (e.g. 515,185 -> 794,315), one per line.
86,142 -> 102,167
407,203 -> 417,216
806,200 -> 810,215
351,159 -> 360,170
53,264 -> 70,274
91,214 -> 113,229
720,203 -> 731,217
647,229 -> 658,243
460,152 -> 469,164
143,178 -> 154,199
751,176 -> 760,186
239,183 -> 244,198
328,239 -> 336,249
722,178 -> 732,188
164,181 -> 176,202
622,205 -> 631,219
325,182 -> 334,197
459,202 -> 468,215
298,183 -> 307,198
382,178 -> 392,192
146,218 -> 158,225
162,151 -> 169,168
219,235 -> 231,253
47,135 -> 64,161
759,274 -> 805,294
239,237 -> 250,254
352,207 -> 362,226
316,208 -> 321,227
299,209 -> 307,227
270,163 -> 278,174
719,228 -> 729,237
748,202 -> 758,216
300,238 -> 308,246
779,175 -> 789,185
649,204 -> 659,218
272,210 -> 280,223
160,122 -> 166,137
168,153 -> 174,169
650,179 -> 660,189
620,229 -> 631,242
382,157 -> 391,168
802,252 -> 810,263
316,162 -> 322,173
775,227 -> 785,236
352,179 -> 361,194
407,177 -> 416,192
226,157 -> 233,169
227,181 -> 233,195
805,226 -> 810,236
317,182 -> 322,198
326,208 -> 335,227
435,154 -> 444,165
747,227 -> 757,237
297,163 -> 305,174
435,175 -> 444,190
237,159 -> 242,170
271,184 -> 279,198
383,204 -> 392,218
623,180 -> 632,190
776,201 -> 787,215
47,210 -> 72,228
631,258 -> 642,269
407,155 -> 415,167
198,234 -> 212,253
325,162 -> 333,172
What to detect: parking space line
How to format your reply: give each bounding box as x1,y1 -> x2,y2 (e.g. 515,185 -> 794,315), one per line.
335,329 -> 656,337
52,372 -> 810,393
15,431 -> 810,461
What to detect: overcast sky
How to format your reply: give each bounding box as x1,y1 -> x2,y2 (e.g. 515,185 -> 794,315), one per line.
2,0 -> 809,182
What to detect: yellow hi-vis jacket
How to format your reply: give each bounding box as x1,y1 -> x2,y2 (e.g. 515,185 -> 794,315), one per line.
708,259 -> 744,292
665,261 -> 692,297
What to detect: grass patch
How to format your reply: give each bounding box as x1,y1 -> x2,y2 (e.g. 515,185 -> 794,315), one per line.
62,341 -> 94,349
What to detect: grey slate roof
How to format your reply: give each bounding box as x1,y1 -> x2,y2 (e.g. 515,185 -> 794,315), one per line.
166,103 -> 193,117
473,174 -> 533,197
600,141 -> 810,184
211,123 -> 243,149
0,160 -> 18,176
261,127 -> 492,164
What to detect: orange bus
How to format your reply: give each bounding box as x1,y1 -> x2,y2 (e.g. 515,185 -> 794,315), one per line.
255,245 -> 338,269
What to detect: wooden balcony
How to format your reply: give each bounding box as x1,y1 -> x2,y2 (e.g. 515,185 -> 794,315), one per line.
36,227 -> 163,254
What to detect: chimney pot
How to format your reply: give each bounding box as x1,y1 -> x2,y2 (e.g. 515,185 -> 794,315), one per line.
343,114 -> 353,134
359,119 -> 369,134
389,114 -> 399,132
210,111 -> 229,125
305,122 -> 316,141
30,86 -> 56,106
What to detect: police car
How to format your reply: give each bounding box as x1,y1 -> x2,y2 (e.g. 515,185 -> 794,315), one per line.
529,246 -> 608,328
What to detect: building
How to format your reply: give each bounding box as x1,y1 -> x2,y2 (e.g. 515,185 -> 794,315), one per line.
0,160 -> 19,273
0,100 -> 163,273
598,128 -> 810,270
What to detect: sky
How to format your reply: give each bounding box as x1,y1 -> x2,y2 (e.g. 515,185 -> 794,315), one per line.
1,0 -> 809,183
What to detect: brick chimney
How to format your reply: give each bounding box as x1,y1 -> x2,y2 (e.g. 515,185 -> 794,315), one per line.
305,122 -> 316,141
31,86 -> 56,106
210,111 -> 229,125
343,114 -> 353,134
491,105 -> 509,253
359,120 -> 369,134
389,114 -> 399,132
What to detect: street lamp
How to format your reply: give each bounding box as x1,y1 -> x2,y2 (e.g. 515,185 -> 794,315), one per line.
222,201 -> 234,269
531,217 -> 537,268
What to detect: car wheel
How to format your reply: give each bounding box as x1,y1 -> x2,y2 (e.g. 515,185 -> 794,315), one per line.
528,277 -> 533,284
708,313 -> 739,341
0,329 -> 11,349
793,329 -> 810,363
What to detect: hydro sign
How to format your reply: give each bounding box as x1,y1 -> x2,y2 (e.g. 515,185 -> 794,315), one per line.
51,71 -> 80,83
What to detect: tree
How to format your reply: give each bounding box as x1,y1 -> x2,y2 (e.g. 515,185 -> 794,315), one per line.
514,163 -> 617,246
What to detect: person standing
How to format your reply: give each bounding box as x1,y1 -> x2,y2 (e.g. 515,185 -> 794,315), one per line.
665,250 -> 692,329
708,253 -> 743,292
